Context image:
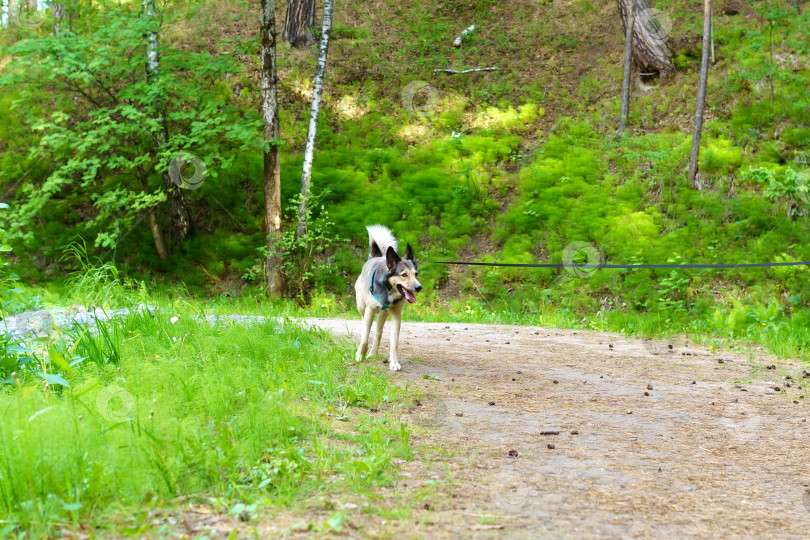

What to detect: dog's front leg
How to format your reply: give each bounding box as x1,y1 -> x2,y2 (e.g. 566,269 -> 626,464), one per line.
387,306 -> 403,371
370,310 -> 388,356
355,307 -> 375,362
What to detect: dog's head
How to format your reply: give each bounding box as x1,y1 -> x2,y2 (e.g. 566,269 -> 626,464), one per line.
385,243 -> 421,304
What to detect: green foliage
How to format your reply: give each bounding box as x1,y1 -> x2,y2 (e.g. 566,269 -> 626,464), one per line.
744,166 -> 810,216
656,256 -> 692,314
720,6 -> 810,135
0,203 -> 23,315
0,1 -> 262,251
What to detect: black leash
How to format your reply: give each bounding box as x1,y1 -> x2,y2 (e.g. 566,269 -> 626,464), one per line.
427,261 -> 810,269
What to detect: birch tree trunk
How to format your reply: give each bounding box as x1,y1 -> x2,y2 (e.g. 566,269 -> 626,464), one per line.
261,0 -> 283,295
283,0 -> 316,47
142,0 -> 169,259
52,3 -> 62,35
296,0 -> 333,239
143,0 -> 191,249
6,1 -> 15,45
688,0 -> 712,190
147,210 -> 169,260
51,3 -> 70,36
619,0 -> 635,133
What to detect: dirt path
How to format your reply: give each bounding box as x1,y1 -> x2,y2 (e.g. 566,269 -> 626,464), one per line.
302,318 -> 810,539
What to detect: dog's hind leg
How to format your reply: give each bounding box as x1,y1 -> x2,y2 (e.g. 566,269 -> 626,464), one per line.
387,303 -> 403,371
370,310 -> 388,356
355,306 -> 375,362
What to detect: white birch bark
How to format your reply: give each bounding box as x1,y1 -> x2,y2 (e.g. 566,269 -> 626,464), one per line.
452,25 -> 475,47
143,0 -> 159,78
433,67 -> 498,74
296,0 -> 334,239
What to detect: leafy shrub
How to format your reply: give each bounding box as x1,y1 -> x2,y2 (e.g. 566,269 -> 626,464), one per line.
744,166 -> 809,216
263,195 -> 346,303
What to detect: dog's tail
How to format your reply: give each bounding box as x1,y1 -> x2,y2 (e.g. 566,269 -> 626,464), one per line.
366,224 -> 398,259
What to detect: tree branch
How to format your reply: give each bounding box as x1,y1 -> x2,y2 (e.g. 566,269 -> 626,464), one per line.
453,25 -> 475,47
433,67 -> 499,75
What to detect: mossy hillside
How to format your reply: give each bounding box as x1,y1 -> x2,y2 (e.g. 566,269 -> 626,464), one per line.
1,0 -> 808,347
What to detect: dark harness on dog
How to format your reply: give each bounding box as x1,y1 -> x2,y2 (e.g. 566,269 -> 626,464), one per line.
369,269 -> 389,310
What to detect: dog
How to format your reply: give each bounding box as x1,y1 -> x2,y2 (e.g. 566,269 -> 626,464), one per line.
354,225 -> 422,371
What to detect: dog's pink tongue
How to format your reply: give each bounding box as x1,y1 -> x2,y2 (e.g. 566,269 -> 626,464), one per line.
403,288 -> 416,303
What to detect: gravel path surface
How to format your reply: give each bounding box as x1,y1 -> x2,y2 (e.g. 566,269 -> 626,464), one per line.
301,317 -> 810,539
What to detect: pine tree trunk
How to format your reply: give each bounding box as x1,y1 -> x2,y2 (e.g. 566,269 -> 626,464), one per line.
617,0 -> 674,81
688,0 -> 712,190
619,0 -> 635,133
283,0 -> 316,47
143,0 -> 191,246
297,0 -> 334,239
261,0 -> 283,295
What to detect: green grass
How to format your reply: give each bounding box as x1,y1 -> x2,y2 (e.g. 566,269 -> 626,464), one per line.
18,272 -> 810,365
0,297 -> 413,537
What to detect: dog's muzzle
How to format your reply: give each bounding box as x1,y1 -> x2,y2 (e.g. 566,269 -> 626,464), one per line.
399,283 -> 420,303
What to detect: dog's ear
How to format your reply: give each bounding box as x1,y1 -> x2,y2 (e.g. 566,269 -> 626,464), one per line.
370,240 -> 383,259
385,246 -> 400,271
404,243 -> 415,262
